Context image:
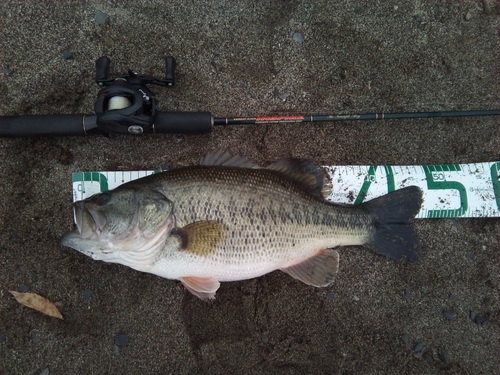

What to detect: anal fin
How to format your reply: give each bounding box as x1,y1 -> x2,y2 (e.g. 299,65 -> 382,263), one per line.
280,249 -> 339,287
180,276 -> 220,300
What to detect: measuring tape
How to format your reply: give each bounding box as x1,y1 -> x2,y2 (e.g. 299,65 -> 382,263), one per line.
71,161 -> 500,218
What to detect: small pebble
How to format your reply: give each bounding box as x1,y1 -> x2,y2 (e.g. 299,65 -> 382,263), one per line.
401,334 -> 409,344
443,311 -> 455,321
481,319 -> 490,327
448,293 -> 456,301
39,368 -> 49,375
273,87 -> 280,98
403,289 -> 410,298
475,316 -> 486,325
423,352 -> 434,363
62,50 -> 73,60
0,333 -> 6,343
114,334 -> 129,346
414,352 -> 423,359
439,350 -> 450,365
83,289 -> 93,299
353,296 -> 360,302
413,342 -> 425,353
465,12 -> 472,20
469,310 -> 476,321
413,14 -> 422,23
32,335 -> 40,344
292,32 -> 304,44
176,135 -> 185,144
326,291 -> 335,301
3,67 -> 12,76
393,5 -> 398,11
113,344 -> 120,356
18,284 -> 30,293
465,251 -> 474,259
95,10 -> 108,25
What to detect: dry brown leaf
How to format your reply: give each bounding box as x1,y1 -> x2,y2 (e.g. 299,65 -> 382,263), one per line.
9,291 -> 63,320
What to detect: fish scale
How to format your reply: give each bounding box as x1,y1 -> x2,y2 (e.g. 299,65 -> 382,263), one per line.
141,166 -> 374,280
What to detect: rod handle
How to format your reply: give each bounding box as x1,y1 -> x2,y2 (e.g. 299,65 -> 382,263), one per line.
154,111 -> 212,133
0,114 -> 99,137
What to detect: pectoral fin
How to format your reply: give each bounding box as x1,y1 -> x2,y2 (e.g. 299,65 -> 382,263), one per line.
171,221 -> 226,256
180,277 -> 220,300
281,249 -> 339,287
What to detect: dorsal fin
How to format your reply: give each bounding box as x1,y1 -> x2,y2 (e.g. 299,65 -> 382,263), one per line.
199,150 -> 259,168
267,158 -> 329,198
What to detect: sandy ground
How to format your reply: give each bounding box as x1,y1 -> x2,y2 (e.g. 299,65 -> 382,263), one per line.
0,1 -> 499,374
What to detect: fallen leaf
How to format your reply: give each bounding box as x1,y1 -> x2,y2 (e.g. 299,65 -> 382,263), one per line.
8,291 -> 63,319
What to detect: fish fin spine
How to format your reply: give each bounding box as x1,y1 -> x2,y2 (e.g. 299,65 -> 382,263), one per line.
267,159 -> 330,198
199,150 -> 259,168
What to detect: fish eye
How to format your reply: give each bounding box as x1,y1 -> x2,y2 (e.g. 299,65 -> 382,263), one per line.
96,192 -> 111,206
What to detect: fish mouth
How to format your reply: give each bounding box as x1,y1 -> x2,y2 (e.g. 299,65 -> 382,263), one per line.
60,201 -> 107,254
64,201 -> 107,239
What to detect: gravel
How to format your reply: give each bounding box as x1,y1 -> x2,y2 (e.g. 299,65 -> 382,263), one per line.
443,311 -> 455,321
95,10 -> 107,25
114,334 -> 129,347
413,342 -> 425,353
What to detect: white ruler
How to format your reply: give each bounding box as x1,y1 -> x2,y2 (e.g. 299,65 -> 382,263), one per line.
71,161 -> 500,218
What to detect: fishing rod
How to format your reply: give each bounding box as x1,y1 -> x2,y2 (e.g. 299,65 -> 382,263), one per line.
1,56 -> 499,137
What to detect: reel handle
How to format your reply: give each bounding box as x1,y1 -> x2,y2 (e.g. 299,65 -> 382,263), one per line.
165,57 -> 176,86
95,56 -> 111,84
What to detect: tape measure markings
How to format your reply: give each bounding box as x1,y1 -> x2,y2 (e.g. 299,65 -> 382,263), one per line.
70,162 -> 500,218
323,162 -> 499,218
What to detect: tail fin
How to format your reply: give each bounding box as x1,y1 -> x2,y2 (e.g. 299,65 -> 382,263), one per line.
362,186 -> 423,263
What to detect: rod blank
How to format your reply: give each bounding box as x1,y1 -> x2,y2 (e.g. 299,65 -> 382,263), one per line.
213,109 -> 500,126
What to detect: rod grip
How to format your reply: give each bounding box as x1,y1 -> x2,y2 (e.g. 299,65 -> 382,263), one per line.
0,114 -> 99,137
153,111 -> 212,134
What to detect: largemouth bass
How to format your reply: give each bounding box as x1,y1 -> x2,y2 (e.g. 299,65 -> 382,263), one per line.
61,151 -> 423,300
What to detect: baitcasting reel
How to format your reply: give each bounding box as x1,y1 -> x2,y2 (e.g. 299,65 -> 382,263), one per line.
94,56 -> 175,135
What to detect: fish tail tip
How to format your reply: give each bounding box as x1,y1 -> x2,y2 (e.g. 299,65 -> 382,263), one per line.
363,186 -> 423,263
